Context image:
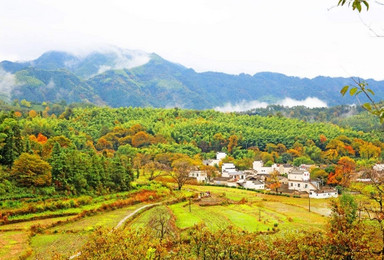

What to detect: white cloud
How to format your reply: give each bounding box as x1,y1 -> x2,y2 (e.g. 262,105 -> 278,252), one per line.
0,68 -> 17,98
111,48 -> 150,70
214,100 -> 269,112
279,97 -> 327,108
97,65 -> 112,74
45,78 -> 55,89
85,47 -> 150,75
0,0 -> 384,80
214,97 -> 327,112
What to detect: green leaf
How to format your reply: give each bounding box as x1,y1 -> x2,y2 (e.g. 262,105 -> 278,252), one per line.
362,103 -> 372,111
366,89 -> 375,96
340,85 -> 349,96
363,1 -> 369,11
349,87 -> 358,96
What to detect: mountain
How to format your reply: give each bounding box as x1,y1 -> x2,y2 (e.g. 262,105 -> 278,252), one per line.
1,48 -> 384,109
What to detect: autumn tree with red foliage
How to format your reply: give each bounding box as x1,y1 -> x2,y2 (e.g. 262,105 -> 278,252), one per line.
327,156 -> 356,186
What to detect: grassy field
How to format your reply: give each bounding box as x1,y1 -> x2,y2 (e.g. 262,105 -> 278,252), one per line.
0,183 -> 334,259
30,203 -> 148,259
0,183 -> 171,259
128,185 -> 330,237
188,185 -> 332,216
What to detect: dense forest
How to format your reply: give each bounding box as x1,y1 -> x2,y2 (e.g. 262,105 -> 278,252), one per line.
0,99 -> 383,197
243,104 -> 384,132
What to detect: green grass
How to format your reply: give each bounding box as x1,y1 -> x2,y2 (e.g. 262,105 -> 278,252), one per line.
1,183 -> 331,259
0,216 -> 74,231
130,205 -> 168,229
169,203 -> 204,229
188,185 -> 332,216
167,185 -> 329,234
31,232 -> 88,259
30,203 -> 147,259
52,204 -> 140,232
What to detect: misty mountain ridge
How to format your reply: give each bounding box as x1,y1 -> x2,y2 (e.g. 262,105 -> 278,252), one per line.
1,47 -> 384,110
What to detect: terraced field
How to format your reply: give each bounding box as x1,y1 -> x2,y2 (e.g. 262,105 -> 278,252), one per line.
128,185 -> 330,236
31,204 -> 146,259
1,184 -> 333,259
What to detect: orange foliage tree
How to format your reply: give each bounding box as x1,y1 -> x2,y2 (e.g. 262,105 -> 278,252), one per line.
327,156 -> 356,187
131,131 -> 152,148
11,153 -> 52,187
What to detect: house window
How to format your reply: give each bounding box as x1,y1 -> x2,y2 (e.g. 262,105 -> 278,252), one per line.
305,184 -> 308,188
290,183 -> 293,186
298,184 -> 300,187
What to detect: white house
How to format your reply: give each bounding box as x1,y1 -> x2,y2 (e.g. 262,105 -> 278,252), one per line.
189,170 -> 208,183
281,164 -> 294,174
240,176 -> 265,190
212,177 -> 238,187
253,161 -> 276,174
309,189 -> 338,199
288,169 -> 310,181
203,152 -> 227,167
288,169 -> 319,193
216,152 -> 227,161
253,161 -> 293,175
222,163 -> 237,175
221,163 -> 246,180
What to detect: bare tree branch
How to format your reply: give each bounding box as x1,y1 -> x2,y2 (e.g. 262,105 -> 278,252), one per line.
358,15 -> 384,37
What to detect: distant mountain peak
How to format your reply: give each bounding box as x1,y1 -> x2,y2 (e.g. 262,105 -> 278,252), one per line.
1,47 -> 384,109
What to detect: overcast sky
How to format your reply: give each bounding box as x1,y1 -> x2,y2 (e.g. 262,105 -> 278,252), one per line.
0,0 -> 383,79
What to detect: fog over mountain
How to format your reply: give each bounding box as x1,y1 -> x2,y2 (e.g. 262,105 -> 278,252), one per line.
1,47 -> 383,110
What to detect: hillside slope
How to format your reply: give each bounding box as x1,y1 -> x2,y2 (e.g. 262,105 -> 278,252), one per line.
1,48 -> 383,109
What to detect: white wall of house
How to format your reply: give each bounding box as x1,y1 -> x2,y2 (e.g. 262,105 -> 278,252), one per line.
242,181 -> 265,190
288,171 -> 310,181
189,171 -> 208,183
216,152 -> 227,161
207,159 -> 220,167
253,161 -> 290,174
309,191 -> 338,199
288,181 -> 317,192
282,166 -> 293,174
253,161 -> 274,174
222,163 -> 237,177
226,182 -> 238,187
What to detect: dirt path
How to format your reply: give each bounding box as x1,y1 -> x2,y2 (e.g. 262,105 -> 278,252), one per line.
69,203 -> 160,259
114,203 -> 160,229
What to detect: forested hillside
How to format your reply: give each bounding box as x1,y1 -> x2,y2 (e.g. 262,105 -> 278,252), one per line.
2,49 -> 384,109
244,104 -> 384,132
0,103 -> 383,196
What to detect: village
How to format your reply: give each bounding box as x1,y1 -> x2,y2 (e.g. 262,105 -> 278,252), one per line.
189,152 -> 341,199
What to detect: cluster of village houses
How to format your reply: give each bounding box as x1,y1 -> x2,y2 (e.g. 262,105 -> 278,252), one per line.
189,152 -> 339,199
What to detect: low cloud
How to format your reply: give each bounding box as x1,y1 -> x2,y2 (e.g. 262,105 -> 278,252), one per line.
214,97 -> 327,112
279,97 -> 327,108
90,47 -> 150,75
111,48 -> 150,70
0,68 -> 18,98
45,79 -> 55,89
214,100 -> 269,112
97,65 -> 112,74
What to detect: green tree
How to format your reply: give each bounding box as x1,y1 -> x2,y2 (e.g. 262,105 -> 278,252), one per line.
0,117 -> 22,167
